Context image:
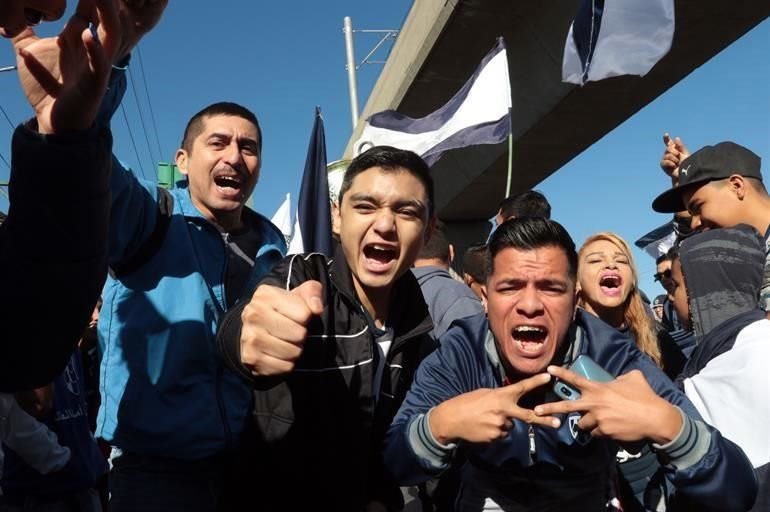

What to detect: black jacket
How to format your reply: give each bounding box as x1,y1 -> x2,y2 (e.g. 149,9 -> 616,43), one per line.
217,248 -> 436,511
0,122 -> 112,391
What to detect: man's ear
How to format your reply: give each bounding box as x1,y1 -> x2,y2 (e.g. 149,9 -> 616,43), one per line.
480,285 -> 488,313
332,201 -> 342,235
448,243 -> 455,264
728,174 -> 747,200
175,149 -> 189,176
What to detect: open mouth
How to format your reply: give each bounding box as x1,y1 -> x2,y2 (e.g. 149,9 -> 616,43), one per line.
214,174 -> 243,194
362,243 -> 398,272
511,325 -> 548,354
599,274 -> 622,296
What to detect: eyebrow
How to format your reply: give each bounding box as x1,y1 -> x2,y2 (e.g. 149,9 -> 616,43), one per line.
348,194 -> 426,211
208,133 -> 259,145
496,277 -> 569,289
584,251 -> 627,259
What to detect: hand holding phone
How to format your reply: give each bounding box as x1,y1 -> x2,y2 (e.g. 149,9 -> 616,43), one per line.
553,355 -> 613,400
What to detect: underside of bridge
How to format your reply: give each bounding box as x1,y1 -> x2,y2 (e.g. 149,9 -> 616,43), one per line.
344,0 -> 770,251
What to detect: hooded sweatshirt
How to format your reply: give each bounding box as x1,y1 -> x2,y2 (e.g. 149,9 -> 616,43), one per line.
677,225 -> 769,512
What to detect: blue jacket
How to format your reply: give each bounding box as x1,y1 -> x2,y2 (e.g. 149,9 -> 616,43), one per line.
96,164 -> 286,459
385,310 -> 757,511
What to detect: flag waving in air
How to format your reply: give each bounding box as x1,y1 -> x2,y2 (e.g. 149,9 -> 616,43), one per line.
353,37 -> 511,166
562,0 -> 675,85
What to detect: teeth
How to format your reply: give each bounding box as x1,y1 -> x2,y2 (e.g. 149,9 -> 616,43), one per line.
372,245 -> 391,251
514,326 -> 545,334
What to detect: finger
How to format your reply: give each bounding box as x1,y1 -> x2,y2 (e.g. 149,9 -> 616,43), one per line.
662,133 -> 671,146
507,405 -> 561,429
254,285 -> 317,326
257,305 -> 311,345
498,373 -> 550,401
578,412 -> 599,433
243,352 -> 296,377
291,280 -> 325,316
546,365 -> 595,392
82,25 -> 107,89
241,330 -> 304,363
533,398 -> 588,417
16,45 -> 62,97
10,27 -> 39,52
92,0 -> 121,61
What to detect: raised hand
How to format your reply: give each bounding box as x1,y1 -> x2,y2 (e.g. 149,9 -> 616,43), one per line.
12,0 -> 121,134
428,373 -> 559,445
660,133 -> 691,185
534,366 -> 682,445
240,280 -> 325,377
98,0 -> 167,63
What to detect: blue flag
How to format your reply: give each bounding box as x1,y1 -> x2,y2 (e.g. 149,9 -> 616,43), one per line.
289,107 -> 333,256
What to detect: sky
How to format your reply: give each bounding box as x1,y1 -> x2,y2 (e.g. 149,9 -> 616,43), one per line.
0,1 -> 768,298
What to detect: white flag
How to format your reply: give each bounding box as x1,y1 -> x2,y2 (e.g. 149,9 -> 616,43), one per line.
562,0 -> 675,85
270,193 -> 293,245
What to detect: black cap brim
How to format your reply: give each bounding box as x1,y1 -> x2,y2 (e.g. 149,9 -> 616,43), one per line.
651,178 -> 711,214
651,187 -> 685,213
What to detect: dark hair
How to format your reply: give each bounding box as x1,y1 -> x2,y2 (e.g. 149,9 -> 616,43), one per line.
666,245 -> 680,264
462,244 -> 488,283
417,224 -> 450,262
498,190 -> 551,220
486,217 -> 577,280
181,102 -> 262,155
339,146 -> 434,218
655,253 -> 671,265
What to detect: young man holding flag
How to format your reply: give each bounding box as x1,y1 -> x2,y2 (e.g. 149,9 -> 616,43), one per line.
217,146 -> 437,511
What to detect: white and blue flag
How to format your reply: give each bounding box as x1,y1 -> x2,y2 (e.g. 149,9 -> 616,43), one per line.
562,0 -> 675,85
353,37 -> 511,166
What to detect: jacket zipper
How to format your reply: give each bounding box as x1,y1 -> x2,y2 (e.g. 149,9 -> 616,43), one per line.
528,425 -> 536,464
216,230 -> 231,450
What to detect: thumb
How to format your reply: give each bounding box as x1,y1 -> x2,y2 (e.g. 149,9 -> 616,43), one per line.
292,280 -> 324,316
662,133 -> 671,146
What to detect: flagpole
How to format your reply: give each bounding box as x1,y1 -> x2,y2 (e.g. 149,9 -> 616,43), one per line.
505,107 -> 513,197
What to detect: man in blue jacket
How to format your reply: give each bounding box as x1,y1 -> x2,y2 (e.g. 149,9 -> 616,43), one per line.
385,217 -> 757,511
95,97 -> 286,511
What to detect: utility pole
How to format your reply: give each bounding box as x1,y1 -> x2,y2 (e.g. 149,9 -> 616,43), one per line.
342,17 -> 399,132
343,16 -> 359,130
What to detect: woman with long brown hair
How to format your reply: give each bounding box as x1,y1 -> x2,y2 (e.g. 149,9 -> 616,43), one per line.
577,232 -> 684,512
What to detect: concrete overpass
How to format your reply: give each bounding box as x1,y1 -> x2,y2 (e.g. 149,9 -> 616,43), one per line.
343,0 -> 770,249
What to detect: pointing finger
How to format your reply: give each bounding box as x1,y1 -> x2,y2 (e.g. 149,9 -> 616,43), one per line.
499,373 -> 551,399
533,398 -> 588,417
546,365 -> 596,392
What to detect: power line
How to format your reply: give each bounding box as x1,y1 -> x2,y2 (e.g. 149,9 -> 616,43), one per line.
0,149 -> 10,170
120,103 -> 148,181
0,103 -> 15,130
127,66 -> 157,166
136,46 -> 164,161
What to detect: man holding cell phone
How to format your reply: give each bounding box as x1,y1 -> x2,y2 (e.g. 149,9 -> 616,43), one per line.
385,217 -> 757,512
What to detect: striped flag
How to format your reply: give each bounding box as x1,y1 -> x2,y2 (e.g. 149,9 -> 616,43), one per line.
562,0 -> 675,85
353,37 -> 511,166
288,108 -> 333,256
634,220 -> 676,259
